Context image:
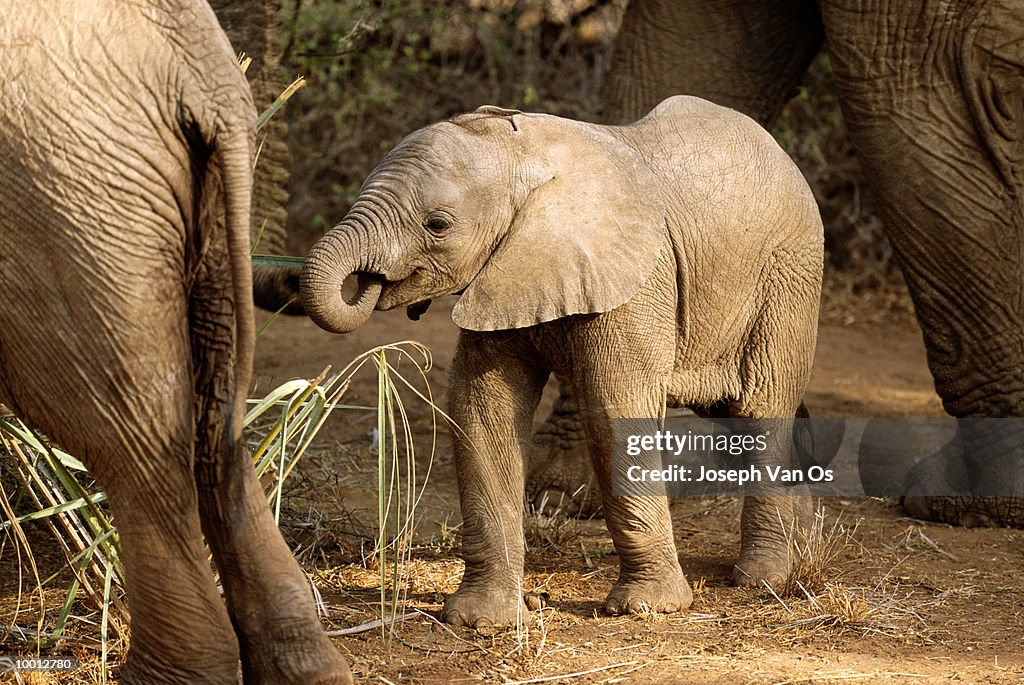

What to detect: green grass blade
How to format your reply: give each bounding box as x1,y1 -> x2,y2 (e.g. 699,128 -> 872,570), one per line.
251,254 -> 305,268
251,218 -> 269,255
256,76 -> 307,132
1,491 -> 109,529
100,562 -> 113,684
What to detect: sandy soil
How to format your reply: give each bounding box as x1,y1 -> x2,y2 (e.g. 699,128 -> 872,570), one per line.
245,298 -> 1023,685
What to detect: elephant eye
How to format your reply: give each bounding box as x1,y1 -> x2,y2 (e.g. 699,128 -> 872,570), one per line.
424,215 -> 452,234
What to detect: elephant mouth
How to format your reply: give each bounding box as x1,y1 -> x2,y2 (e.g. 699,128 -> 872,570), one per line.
302,238 -> 401,334
375,280 -> 407,311
342,271 -> 386,296
406,299 -> 432,320
376,268 -> 442,311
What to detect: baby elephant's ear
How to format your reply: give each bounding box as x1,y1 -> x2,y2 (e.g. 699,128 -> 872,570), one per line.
452,122 -> 666,332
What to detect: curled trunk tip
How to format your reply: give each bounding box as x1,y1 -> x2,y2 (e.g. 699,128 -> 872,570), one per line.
301,236 -> 383,333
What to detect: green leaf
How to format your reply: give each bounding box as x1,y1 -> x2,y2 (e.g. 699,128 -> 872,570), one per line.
1,491 -> 109,529
251,254 -> 306,268
256,76 -> 307,132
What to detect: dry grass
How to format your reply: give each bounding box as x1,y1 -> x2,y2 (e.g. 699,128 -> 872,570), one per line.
21,499 -> 996,682
6,446 -> 967,683
720,508 -> 949,647
782,507 -> 863,596
755,577 -> 945,644
523,507 -> 582,552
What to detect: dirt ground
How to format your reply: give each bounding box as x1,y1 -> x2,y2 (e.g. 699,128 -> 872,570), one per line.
245,297 -> 1023,685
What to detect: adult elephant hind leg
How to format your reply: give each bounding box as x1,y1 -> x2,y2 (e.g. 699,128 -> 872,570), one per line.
190,240 -> 351,684
822,0 -> 1024,524
602,0 -> 824,125
442,332 -> 549,631
822,0 -> 1024,418
901,418 -> 1024,528
0,272 -> 239,683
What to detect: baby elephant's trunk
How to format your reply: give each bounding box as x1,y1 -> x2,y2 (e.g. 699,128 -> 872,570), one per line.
300,229 -> 383,334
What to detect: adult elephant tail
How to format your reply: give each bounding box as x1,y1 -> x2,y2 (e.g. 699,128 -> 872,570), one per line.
220,125 -> 256,437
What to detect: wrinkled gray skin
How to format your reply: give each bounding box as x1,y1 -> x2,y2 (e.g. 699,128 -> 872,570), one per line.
530,0 -> 1024,528
0,2 -> 350,683
212,0 -> 304,314
302,97 -> 824,626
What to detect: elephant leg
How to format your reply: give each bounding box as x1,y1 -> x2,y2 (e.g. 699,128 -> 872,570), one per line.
526,383 -> 603,517
730,418 -> 814,589
821,0 -> 1024,524
111,478 -> 238,684
0,274 -> 238,683
442,331 -> 548,630
602,0 -> 824,124
195,437 -> 352,684
729,281 -> 818,588
901,419 -> 1024,528
252,262 -> 304,314
574,384 -> 693,615
190,239 -> 351,683
822,0 -> 1024,417
577,396 -> 693,613
904,491 -> 1024,528
562,308 -> 692,615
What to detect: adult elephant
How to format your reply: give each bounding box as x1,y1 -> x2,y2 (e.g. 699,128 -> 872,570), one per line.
528,0 -> 1024,527
212,0 -> 304,314
0,1 -> 350,682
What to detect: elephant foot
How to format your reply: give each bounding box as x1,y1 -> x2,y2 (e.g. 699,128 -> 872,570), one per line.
241,622 -> 352,685
120,646 -> 239,685
732,551 -> 791,589
733,494 -> 812,589
902,493 -> 1023,528
899,428 -> 1024,529
442,585 -> 533,632
902,494 -> 982,527
605,566 -> 693,615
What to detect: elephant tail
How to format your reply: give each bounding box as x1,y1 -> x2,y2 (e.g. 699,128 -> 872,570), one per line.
219,125 -> 256,438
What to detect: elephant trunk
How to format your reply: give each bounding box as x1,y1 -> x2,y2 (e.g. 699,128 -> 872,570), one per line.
301,227 -> 383,334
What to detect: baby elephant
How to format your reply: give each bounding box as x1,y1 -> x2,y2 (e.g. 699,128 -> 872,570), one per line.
302,96 -> 823,627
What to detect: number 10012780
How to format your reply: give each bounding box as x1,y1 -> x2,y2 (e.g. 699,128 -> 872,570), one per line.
0,655 -> 78,672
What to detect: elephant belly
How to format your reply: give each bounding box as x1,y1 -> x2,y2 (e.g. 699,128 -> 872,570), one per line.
667,363 -> 743,409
